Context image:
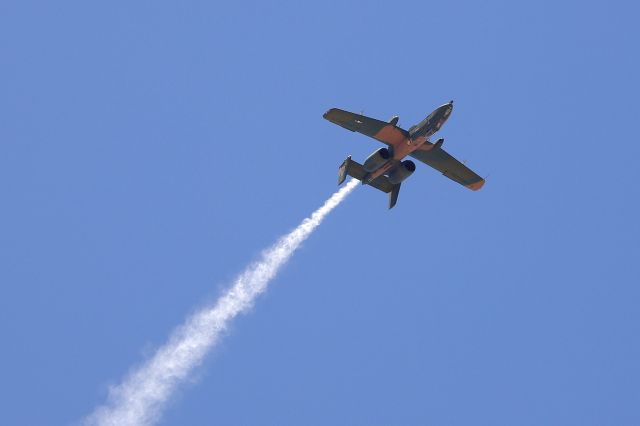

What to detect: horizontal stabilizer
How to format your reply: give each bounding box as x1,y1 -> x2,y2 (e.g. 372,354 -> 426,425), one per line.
337,156 -> 400,208
338,155 -> 367,184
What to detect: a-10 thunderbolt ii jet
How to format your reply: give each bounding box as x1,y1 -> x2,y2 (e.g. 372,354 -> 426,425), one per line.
323,101 -> 484,208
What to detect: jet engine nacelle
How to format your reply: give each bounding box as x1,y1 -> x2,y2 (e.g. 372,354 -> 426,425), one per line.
388,160 -> 416,184
363,147 -> 392,172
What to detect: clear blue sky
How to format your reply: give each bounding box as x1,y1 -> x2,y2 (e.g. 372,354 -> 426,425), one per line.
2,1 -> 639,424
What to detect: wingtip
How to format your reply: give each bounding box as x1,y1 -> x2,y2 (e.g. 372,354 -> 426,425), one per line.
466,179 -> 486,191
323,107 -> 339,119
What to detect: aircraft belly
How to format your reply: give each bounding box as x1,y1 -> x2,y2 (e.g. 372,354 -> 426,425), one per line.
393,137 -> 426,160
366,160 -> 398,181
394,144 -> 412,159
363,139 -> 428,182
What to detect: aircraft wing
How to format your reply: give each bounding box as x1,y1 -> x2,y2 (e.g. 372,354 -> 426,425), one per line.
323,108 -> 409,148
410,144 -> 485,191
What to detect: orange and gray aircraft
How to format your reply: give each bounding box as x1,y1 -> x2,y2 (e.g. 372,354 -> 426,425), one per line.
323,101 -> 485,208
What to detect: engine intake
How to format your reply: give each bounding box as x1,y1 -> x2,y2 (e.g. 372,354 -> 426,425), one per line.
363,147 -> 391,173
388,160 -> 416,184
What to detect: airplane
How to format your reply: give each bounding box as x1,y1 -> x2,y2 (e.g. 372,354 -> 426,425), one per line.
323,101 -> 485,208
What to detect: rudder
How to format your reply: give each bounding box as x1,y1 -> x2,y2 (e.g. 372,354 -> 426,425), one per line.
388,183 -> 401,209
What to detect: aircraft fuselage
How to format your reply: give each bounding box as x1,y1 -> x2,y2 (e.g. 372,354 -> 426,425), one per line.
364,101 -> 453,183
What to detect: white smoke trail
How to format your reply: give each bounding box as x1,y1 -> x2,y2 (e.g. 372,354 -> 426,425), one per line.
85,179 -> 359,426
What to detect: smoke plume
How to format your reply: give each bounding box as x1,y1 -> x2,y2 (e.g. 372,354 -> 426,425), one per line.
85,179 -> 358,426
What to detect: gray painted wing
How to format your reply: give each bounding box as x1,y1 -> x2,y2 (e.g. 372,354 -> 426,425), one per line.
410,147 -> 485,190
323,108 -> 409,148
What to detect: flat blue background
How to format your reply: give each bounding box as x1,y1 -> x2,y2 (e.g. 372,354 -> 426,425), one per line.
1,1 -> 639,424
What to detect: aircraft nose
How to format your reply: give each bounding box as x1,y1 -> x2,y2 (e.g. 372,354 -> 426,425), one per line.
442,102 -> 453,117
